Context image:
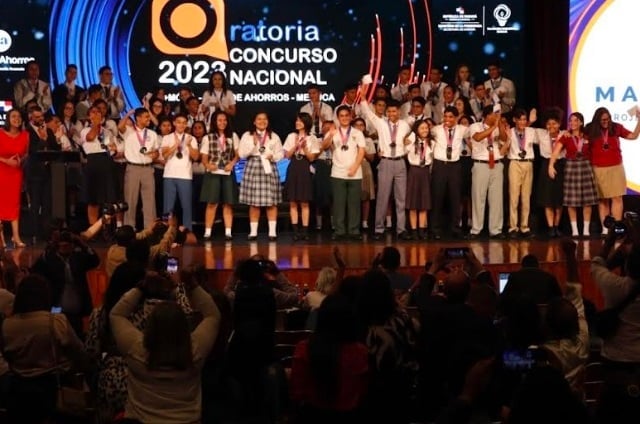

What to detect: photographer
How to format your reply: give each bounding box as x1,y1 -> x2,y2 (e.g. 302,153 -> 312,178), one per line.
590,217 -> 640,423
31,230 -> 100,337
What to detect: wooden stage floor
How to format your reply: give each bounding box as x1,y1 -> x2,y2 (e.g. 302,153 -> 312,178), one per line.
7,232 -> 607,308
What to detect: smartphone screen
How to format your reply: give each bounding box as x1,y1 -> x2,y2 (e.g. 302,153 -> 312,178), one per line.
502,348 -> 538,371
166,257 -> 179,274
444,247 -> 468,259
498,272 -> 510,293
51,306 -> 62,314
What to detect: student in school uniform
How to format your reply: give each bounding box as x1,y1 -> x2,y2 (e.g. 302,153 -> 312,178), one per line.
404,119 -> 433,239
200,111 -> 240,241
321,105 -> 365,241
360,83 -> 413,241
160,114 -> 200,230
283,112 -> 320,241
549,112 -> 598,238
238,112 -> 284,241
300,84 -> 333,136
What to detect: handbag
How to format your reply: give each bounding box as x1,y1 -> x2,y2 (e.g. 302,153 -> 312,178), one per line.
595,282 -> 640,340
49,313 -> 92,417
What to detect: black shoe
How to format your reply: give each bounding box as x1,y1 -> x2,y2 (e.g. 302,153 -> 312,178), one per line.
398,231 -> 413,241
225,234 -> 233,242
490,233 -> 506,240
433,233 -> 442,240
301,227 -> 309,241
269,235 -> 277,242
202,234 -> 212,242
331,233 -> 345,241
467,233 -> 479,240
417,229 -> 428,240
520,231 -> 534,239
508,231 -> 519,239
372,232 -> 384,241
248,235 -> 257,241
350,233 -> 363,241
292,232 -> 300,241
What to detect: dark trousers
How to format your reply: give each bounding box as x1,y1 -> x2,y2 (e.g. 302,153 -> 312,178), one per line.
331,177 -> 361,235
431,160 -> 461,234
27,178 -> 52,239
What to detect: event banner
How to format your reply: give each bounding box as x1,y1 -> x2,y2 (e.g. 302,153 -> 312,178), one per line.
1,0 -> 523,128
570,0 -> 640,192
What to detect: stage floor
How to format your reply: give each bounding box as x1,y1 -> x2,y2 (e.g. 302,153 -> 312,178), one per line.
9,231 -> 604,271
6,232 -> 607,308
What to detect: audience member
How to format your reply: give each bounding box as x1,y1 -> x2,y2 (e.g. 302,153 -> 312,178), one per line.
110,273 -> 220,423
291,294 -> 369,423
2,274 -> 88,423
31,230 -> 100,336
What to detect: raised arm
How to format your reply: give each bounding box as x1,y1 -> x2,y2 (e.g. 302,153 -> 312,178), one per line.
109,288 -> 145,354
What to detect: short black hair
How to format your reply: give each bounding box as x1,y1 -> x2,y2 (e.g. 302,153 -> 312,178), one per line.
380,246 -> 401,271
521,254 -> 539,268
115,225 -> 136,247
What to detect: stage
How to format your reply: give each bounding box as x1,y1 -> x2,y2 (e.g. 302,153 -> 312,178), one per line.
6,232 -> 607,309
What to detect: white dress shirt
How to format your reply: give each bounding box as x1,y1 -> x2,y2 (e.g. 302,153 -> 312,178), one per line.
326,126 -> 365,180
507,127 -> 538,160
361,100 -> 411,158
405,133 -> 433,166
238,131 -> 284,161
468,122 -> 504,161
431,124 -> 469,162
121,126 -> 158,164
484,77 -> 516,112
161,132 -> 198,179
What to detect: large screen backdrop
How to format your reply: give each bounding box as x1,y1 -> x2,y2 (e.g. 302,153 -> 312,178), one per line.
0,0 -> 524,180
570,0 -> 640,193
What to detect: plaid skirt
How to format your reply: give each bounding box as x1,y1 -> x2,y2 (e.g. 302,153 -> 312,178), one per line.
563,158 -> 598,207
239,156 -> 282,206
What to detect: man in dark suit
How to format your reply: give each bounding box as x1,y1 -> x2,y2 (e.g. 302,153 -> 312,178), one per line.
31,230 -> 100,336
51,64 -> 86,112
24,106 -> 60,242
501,254 -> 562,306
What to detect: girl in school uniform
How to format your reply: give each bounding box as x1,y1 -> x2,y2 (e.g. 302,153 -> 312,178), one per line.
200,111 -> 240,241
238,112 -> 284,241
404,119 -> 433,239
283,112 -> 319,240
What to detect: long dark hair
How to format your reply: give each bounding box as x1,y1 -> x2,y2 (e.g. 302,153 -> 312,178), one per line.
209,110 -> 233,138
207,70 -> 228,95
308,294 -> 358,401
355,269 -> 396,330
101,263 -> 146,343
143,301 -> 193,370
586,107 -> 614,140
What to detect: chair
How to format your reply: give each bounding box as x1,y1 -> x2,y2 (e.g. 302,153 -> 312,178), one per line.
583,361 -> 604,414
275,330 -> 312,345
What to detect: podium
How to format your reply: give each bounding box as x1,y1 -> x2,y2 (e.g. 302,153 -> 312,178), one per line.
33,151 -> 82,221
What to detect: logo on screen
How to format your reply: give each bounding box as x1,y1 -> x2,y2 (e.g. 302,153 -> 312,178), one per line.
493,4 -> 511,27
151,0 -> 229,60
0,30 -> 12,53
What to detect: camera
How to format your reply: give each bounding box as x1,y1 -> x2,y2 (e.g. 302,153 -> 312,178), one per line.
444,247 -> 469,259
604,211 -> 640,237
102,202 -> 129,216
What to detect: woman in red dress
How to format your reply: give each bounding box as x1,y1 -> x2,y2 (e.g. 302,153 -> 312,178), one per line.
0,109 -> 29,247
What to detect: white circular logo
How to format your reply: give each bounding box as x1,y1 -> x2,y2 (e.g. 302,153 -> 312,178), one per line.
494,4 -> 511,27
0,30 -> 12,53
